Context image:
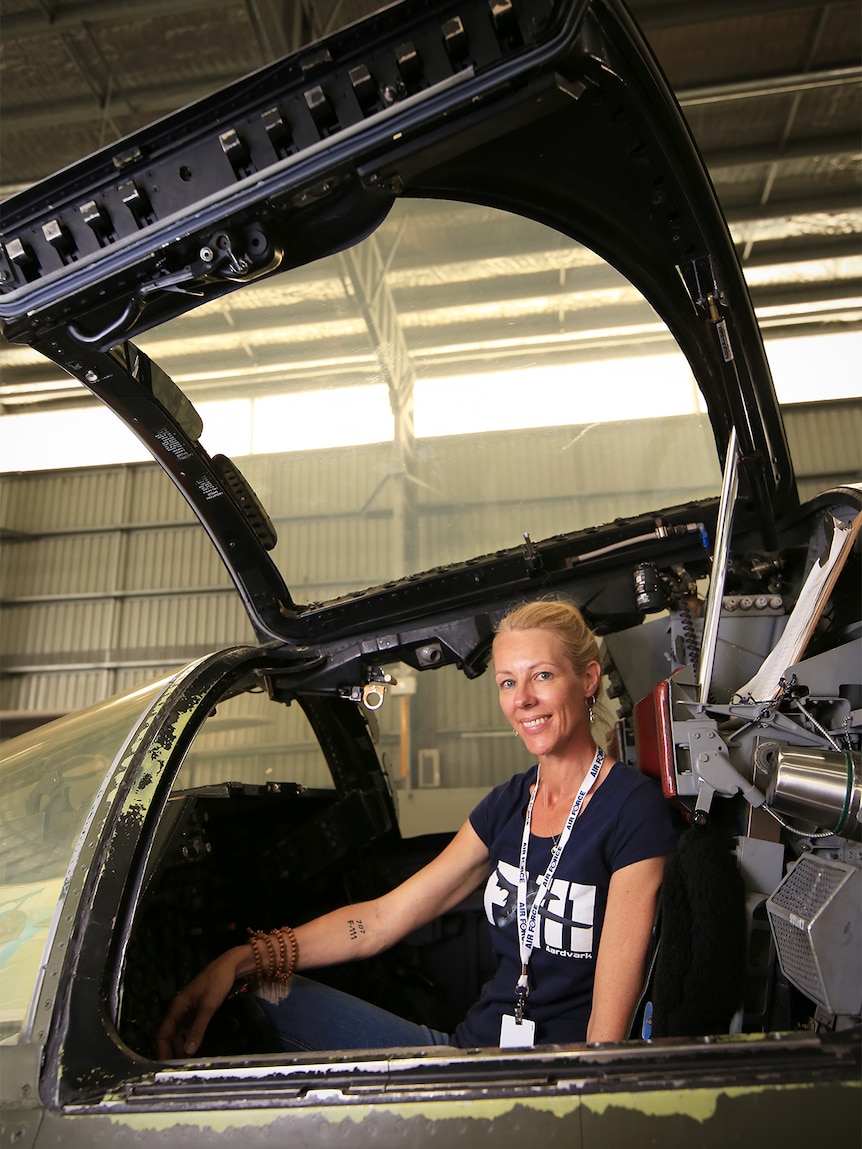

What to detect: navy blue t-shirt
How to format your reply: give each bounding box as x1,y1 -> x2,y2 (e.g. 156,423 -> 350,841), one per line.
455,761 -> 678,1047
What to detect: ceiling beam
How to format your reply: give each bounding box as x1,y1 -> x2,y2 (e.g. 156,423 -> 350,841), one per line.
0,77 -> 244,132
704,134 -> 861,171
3,0 -> 847,40
678,64 -> 862,106
3,61 -> 859,135
741,236 -> 862,268
2,287 -> 858,414
1,0 -> 296,40
3,136 -> 858,203
724,192 -> 862,223
632,0 -> 855,29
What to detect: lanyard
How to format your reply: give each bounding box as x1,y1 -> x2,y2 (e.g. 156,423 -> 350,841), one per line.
514,746 -> 604,1020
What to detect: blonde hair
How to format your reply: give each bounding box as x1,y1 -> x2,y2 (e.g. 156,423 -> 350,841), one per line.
494,598 -> 610,743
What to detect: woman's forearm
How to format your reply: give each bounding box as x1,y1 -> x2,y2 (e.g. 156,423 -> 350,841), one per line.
288,821 -> 489,973
293,899 -> 388,969
226,899 -> 387,982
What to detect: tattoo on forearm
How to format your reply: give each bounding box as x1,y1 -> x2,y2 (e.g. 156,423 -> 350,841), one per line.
347,918 -> 366,941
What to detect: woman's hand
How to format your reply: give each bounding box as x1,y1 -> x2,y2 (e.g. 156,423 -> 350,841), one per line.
154,820 -> 488,1059
156,944 -> 251,1059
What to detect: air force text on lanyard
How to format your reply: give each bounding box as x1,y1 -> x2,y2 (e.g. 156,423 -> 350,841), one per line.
499,746 -> 604,1050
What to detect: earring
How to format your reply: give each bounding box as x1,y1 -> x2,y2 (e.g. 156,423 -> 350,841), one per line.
587,695 -> 595,724
512,728 -> 519,736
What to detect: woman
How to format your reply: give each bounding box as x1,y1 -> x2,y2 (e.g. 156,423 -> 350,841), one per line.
156,599 -> 677,1058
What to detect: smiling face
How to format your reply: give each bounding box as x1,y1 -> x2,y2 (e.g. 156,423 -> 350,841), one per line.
493,627 -> 601,765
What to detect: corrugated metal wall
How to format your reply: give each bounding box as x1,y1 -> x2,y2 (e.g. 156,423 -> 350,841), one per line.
2,399 -> 859,791
0,462 -> 251,714
176,687 -> 336,792
783,400 -> 862,502
242,445 -> 401,595
236,412 -> 725,601
414,415 -> 723,569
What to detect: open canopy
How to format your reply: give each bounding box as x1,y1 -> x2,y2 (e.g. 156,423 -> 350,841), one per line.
0,0 -> 796,654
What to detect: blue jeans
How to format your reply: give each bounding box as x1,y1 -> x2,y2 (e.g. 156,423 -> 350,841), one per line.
256,975 -> 453,1052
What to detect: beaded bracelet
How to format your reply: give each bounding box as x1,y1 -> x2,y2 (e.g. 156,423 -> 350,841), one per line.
247,924 -> 299,1002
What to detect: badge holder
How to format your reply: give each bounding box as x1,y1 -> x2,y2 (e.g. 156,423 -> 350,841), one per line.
499,1013 -> 536,1048
499,982 -> 535,1048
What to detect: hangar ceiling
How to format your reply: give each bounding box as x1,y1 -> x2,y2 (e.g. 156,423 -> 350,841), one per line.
0,0 -> 860,416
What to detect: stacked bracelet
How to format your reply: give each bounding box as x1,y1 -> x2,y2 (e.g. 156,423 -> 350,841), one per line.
247,925 -> 299,1002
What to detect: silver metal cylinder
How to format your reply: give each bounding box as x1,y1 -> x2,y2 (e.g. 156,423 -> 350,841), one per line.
755,740 -> 861,840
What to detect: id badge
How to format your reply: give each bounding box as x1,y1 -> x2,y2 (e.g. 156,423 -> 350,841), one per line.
499,1013 -> 536,1049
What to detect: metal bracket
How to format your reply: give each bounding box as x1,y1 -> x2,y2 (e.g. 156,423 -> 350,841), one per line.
339,668 -> 397,710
